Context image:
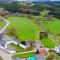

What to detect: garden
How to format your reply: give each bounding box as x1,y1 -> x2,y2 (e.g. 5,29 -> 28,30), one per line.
12,52 -> 36,58
8,43 -> 34,53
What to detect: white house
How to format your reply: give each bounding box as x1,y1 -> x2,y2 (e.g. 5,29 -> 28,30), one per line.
19,43 -> 27,49
55,45 -> 60,54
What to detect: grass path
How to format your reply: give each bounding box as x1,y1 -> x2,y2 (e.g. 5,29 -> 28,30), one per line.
13,49 -> 37,55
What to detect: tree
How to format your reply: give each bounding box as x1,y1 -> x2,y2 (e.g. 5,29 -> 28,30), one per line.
4,2 -> 19,13
39,32 -> 48,40
9,27 -> 17,36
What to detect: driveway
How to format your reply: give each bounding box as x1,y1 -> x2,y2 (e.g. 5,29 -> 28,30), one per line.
0,49 -> 13,60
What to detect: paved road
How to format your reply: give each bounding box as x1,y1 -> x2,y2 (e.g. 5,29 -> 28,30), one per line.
0,17 -> 10,34
0,17 -> 12,60
0,49 -> 13,60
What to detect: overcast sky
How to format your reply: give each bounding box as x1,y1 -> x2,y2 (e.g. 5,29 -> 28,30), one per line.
0,0 -> 60,2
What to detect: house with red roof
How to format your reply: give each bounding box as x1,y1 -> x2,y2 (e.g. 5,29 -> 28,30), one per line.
38,48 -> 47,55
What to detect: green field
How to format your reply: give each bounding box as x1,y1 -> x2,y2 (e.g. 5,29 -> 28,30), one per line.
7,16 -> 39,41
41,18 -> 60,34
6,16 -> 57,48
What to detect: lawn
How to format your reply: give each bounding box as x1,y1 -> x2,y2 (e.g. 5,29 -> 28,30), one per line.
7,16 -> 39,41
13,52 -> 36,58
41,38 -> 56,48
8,43 -> 23,52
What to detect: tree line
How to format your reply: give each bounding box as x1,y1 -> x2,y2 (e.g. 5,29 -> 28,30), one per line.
3,2 -> 40,16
